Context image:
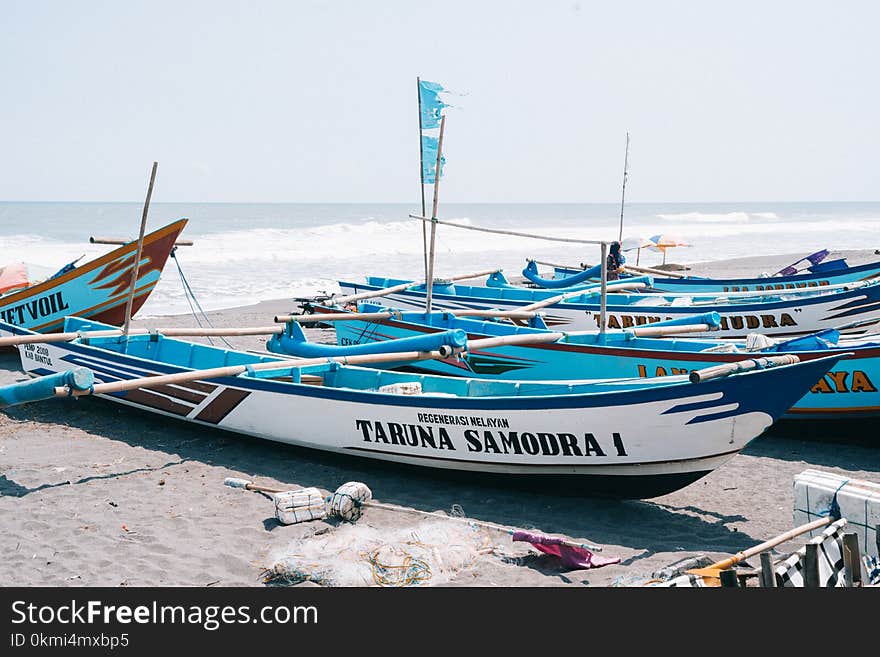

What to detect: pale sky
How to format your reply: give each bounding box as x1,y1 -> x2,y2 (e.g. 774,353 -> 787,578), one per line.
1,1 -> 878,203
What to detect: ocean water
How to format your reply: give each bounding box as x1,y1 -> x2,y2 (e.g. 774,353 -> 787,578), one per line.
1,201 -> 879,317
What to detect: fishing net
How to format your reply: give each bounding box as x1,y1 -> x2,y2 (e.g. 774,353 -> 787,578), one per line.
262,520 -> 494,587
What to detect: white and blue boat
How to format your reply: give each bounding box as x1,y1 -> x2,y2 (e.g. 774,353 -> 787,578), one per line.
273,302 -> 880,421
0,316 -> 843,498
335,274 -> 880,338
541,256 -> 880,294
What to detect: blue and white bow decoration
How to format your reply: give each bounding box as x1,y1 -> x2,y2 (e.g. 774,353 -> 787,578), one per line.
419,79 -> 452,184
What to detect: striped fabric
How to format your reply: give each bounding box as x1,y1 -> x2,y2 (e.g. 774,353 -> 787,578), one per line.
774,519 -> 848,587
864,555 -> 880,586
648,573 -> 708,588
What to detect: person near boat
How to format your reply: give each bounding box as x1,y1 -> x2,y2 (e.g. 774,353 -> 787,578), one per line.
607,241 -> 626,280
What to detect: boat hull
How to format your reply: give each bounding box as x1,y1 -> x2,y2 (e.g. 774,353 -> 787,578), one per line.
336,279 -> 880,339
332,313 -> 880,420
6,318 -> 841,498
554,261 -> 880,293
0,219 -> 187,331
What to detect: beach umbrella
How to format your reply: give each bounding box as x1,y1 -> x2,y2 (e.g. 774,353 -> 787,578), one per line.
620,235 -> 654,266
648,233 -> 691,265
620,236 -> 654,251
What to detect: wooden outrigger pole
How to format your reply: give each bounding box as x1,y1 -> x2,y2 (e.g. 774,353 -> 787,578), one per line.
122,161 -> 158,338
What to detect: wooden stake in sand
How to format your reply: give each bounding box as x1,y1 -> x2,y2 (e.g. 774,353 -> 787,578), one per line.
122,162 -> 158,338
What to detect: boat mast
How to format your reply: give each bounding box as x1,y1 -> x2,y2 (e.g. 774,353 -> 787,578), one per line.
417,77 -> 428,282
122,161 -> 157,339
617,132 -> 630,243
424,115 -> 446,313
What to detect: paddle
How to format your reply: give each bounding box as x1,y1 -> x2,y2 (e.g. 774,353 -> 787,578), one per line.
686,516 -> 833,583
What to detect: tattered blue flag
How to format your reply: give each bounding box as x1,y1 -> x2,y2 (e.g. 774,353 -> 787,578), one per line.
419,79 -> 450,130
421,134 -> 446,184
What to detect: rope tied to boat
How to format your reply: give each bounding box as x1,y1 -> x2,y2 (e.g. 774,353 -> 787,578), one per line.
171,248 -> 235,349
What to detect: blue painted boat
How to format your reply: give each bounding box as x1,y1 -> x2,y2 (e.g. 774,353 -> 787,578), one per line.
548,257 -> 880,294
0,219 -> 187,332
335,275 -> 880,338
288,302 -> 880,420
3,316 -> 843,498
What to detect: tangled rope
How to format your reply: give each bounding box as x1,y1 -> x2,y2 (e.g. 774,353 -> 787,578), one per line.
364,548 -> 433,587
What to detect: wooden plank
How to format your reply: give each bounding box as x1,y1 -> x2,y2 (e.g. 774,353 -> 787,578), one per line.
759,552 -> 776,588
804,543 -> 820,588
842,532 -> 862,587
719,569 -> 739,588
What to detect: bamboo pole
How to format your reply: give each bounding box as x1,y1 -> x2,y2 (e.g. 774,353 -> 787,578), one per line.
122,162 -> 157,337
53,348 -> 457,397
49,332 -> 581,398
617,132 -> 629,243
425,114 -> 446,314
329,268 -> 500,306
417,77 -> 428,283
623,263 -> 687,279
516,281 -> 646,313
409,214 -> 605,245
529,259 -> 587,272
527,260 -> 690,281
599,242 -> 608,335
687,516 -> 832,581
1,319 -> 713,351
273,309 -> 545,324
688,355 -> 799,384
90,236 -> 193,246
0,326 -> 285,348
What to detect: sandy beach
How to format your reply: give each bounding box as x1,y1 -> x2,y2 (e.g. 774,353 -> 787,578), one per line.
1,249 -> 878,587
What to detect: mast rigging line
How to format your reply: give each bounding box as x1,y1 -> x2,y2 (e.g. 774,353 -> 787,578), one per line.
408,214 -> 611,246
